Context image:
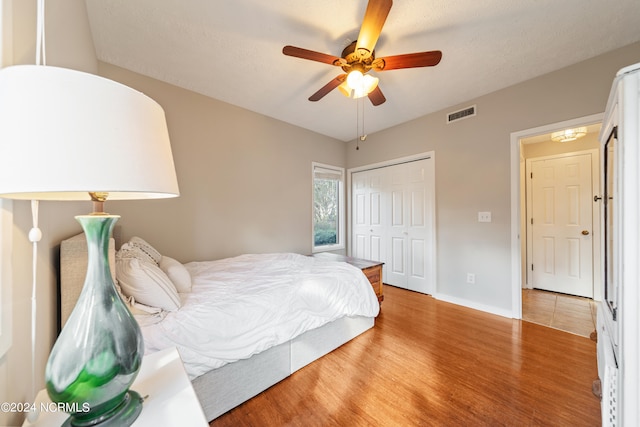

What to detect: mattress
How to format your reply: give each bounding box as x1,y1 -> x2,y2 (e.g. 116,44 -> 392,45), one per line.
141,253 -> 380,379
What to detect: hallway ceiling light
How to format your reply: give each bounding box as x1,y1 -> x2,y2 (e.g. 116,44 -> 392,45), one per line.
551,127 -> 588,142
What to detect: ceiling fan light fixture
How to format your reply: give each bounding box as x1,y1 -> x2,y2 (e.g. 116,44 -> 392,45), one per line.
362,74 -> 379,95
346,70 -> 364,89
282,0 -> 442,106
551,127 -> 588,142
338,81 -> 352,98
346,71 -> 379,99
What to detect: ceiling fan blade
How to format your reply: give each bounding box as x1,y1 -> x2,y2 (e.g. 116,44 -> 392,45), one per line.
368,85 -> 386,106
283,45 -> 343,66
309,74 -> 347,102
373,50 -> 442,71
355,0 -> 393,59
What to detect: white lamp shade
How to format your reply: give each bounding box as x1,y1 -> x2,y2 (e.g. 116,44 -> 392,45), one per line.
0,65 -> 179,200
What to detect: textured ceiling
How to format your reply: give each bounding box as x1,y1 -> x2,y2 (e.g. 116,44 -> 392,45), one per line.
85,0 -> 640,142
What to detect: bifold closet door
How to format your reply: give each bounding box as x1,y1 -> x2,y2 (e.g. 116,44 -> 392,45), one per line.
352,158 -> 434,295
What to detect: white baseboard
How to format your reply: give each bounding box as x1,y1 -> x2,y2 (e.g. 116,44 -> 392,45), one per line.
433,293 -> 515,319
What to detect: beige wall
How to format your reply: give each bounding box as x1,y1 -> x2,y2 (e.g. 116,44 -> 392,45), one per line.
98,62 -> 347,262
1,1 -> 639,424
346,41 -> 640,315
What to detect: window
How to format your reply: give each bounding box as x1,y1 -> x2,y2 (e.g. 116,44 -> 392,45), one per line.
312,163 -> 344,252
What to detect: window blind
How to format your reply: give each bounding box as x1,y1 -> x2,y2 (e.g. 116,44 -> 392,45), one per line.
314,165 -> 343,181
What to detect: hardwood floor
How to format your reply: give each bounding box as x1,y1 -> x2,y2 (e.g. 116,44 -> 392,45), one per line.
212,285 -> 600,426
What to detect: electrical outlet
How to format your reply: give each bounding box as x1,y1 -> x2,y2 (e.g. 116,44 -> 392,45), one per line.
478,212 -> 492,222
466,273 -> 476,284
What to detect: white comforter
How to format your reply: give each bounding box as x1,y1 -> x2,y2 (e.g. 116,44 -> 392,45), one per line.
141,253 -> 380,379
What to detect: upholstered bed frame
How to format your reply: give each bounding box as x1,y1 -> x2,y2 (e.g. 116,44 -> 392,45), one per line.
59,234 -> 375,421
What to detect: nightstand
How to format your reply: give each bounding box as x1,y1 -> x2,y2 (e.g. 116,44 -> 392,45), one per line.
312,252 -> 384,304
23,347 -> 207,427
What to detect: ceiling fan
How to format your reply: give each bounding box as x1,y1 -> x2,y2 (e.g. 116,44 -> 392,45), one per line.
282,0 -> 442,106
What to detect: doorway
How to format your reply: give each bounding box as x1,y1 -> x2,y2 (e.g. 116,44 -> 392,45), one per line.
509,113 -> 603,320
526,150 -> 598,298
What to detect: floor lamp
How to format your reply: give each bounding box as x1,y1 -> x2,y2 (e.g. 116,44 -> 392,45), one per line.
0,65 -> 179,426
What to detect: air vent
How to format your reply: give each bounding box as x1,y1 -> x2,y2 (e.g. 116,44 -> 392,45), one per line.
447,105 -> 476,124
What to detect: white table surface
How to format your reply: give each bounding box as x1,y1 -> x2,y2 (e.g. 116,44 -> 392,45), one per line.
23,347 -> 208,426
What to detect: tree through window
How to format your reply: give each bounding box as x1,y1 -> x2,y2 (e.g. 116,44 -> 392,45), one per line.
312,163 -> 344,252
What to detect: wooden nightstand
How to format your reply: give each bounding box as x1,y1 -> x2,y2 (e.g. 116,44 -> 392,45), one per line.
312,253 -> 384,304
23,347 -> 207,427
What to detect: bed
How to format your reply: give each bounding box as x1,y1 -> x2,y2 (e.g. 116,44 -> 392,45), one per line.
59,234 -> 380,421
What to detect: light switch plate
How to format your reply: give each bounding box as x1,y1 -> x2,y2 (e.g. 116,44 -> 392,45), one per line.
478,211 -> 492,222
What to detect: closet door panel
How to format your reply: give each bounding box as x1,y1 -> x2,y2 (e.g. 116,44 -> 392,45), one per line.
410,239 -> 425,276
388,236 -> 407,279
351,169 -> 385,262
406,162 -> 431,293
410,189 -> 425,227
391,190 -> 404,226
352,176 -> 369,260
370,235 -> 382,261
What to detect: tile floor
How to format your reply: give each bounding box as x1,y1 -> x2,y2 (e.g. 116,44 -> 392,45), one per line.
522,289 -> 597,338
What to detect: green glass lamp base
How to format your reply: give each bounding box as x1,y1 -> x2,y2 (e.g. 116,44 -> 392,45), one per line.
62,390 -> 143,427
46,215 -> 144,427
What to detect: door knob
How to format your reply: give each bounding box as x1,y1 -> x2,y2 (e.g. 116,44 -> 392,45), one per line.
581,230 -> 590,235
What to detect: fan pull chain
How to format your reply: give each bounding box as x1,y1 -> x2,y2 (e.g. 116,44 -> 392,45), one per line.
356,97 -> 360,150
361,97 -> 366,141
356,96 -> 368,150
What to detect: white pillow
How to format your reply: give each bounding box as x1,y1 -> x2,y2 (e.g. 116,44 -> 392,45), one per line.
115,283 -> 167,326
128,236 -> 162,264
116,246 -> 180,312
118,242 -> 156,265
159,256 -> 192,293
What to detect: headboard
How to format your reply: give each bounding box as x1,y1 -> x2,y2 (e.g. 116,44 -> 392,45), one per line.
60,233 -> 117,327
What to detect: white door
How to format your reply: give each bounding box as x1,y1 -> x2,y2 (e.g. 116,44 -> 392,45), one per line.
352,158 -> 434,294
352,168 -> 385,263
530,153 -> 594,297
386,161 -> 432,293
386,164 -> 408,287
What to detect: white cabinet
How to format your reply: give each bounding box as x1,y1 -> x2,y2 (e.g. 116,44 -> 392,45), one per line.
597,61 -> 640,427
